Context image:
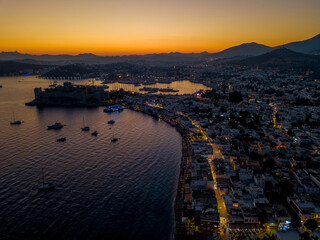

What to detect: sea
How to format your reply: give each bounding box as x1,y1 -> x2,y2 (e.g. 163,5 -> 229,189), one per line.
0,76 -> 208,240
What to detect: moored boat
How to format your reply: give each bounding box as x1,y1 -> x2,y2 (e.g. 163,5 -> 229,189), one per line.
111,137 -> 119,142
104,104 -> 123,112
10,112 -> 23,125
38,169 -> 55,192
81,126 -> 90,131
38,183 -> 55,191
81,117 -> 90,131
91,130 -> 98,136
10,120 -> 22,125
47,122 -> 64,129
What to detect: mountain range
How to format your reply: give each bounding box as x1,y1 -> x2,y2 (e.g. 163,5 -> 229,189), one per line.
0,34 -> 319,65
233,48 -> 320,71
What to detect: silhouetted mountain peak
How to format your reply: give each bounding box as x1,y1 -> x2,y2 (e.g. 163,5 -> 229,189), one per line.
283,33 -> 320,53
234,47 -> 320,71
213,42 -> 271,58
77,53 -> 96,56
266,47 -> 299,55
240,42 -> 260,46
313,33 -> 320,39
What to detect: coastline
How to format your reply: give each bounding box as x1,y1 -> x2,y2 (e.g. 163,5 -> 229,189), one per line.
130,107 -> 191,240
24,89 -> 190,239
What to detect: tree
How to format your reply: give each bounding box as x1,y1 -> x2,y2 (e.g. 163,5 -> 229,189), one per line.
228,91 -> 243,103
287,129 -> 295,137
265,181 -> 273,192
275,112 -> 281,123
228,120 -> 238,129
304,219 -> 318,231
258,210 -> 268,225
279,179 -> 294,197
262,157 -> 276,171
299,232 -> 312,240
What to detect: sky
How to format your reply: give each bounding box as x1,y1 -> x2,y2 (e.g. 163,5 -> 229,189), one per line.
0,0 -> 319,55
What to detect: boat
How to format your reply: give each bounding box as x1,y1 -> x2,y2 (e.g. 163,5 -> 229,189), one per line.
38,183 -> 55,191
38,169 -> 55,192
49,81 -> 57,87
0,85 -> 2,88
81,117 -> 90,131
81,126 -> 90,131
91,130 -> 98,136
47,122 -> 64,129
104,104 -> 123,113
57,137 -> 66,142
10,112 -> 22,125
10,120 -> 22,125
111,137 -> 119,142
110,133 -> 119,142
107,120 -> 115,124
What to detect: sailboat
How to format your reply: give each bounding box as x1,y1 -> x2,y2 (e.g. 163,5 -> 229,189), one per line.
91,130 -> 98,136
38,168 -> 55,192
110,133 -> 119,142
47,121 -> 64,129
10,111 -> 22,125
81,117 -> 90,131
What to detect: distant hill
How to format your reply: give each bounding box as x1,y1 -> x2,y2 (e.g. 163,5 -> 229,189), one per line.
211,42 -> 272,59
0,33 -> 319,64
210,34 -> 320,59
233,48 -> 320,71
283,34 -> 320,54
42,64 -> 96,78
0,61 -> 49,76
0,51 -> 210,66
310,49 -> 320,55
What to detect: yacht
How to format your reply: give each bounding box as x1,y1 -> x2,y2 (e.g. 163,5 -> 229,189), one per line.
111,137 -> 119,142
104,104 -> 123,113
38,169 -> 55,192
81,117 -> 90,131
10,112 -> 22,125
47,122 -> 64,129
81,126 -> 90,131
10,120 -> 22,125
38,183 -> 55,191
91,130 -> 98,136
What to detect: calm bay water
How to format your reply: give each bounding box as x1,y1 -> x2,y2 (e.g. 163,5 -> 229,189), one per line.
42,78 -> 210,95
0,76 -> 190,240
104,80 -> 210,94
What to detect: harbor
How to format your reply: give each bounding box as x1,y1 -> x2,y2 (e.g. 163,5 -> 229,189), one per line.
0,76 -> 182,240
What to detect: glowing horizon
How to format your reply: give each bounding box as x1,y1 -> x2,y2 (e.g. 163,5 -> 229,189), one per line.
1,0 -> 319,56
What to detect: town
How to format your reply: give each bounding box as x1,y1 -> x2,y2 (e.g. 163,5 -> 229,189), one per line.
22,56 -> 320,240
118,65 -> 320,240
23,59 -> 320,240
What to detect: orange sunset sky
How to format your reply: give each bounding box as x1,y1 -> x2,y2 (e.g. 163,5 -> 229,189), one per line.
0,0 -> 319,55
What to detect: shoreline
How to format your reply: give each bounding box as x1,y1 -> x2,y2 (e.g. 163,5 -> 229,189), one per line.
131,107 -> 191,240
24,97 -> 190,239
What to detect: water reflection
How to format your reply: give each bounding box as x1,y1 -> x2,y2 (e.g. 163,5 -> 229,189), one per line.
0,76 -> 182,240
